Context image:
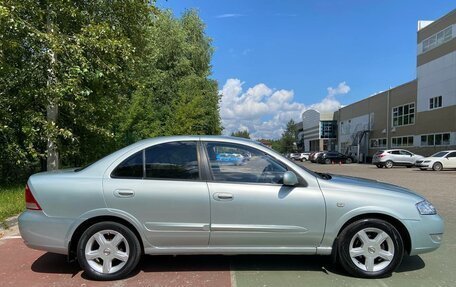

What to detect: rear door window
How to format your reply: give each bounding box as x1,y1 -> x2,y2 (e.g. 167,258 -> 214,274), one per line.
145,141 -> 199,180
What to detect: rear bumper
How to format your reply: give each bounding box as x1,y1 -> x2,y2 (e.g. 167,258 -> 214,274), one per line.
404,214 -> 444,256
18,211 -> 75,255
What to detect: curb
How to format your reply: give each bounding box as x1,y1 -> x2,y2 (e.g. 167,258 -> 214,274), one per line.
0,215 -> 19,231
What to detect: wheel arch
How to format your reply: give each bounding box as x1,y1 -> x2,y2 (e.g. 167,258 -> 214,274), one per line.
335,213 -> 412,255
68,215 -> 144,262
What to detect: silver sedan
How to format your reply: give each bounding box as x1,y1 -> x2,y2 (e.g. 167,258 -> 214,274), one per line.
19,136 -> 444,280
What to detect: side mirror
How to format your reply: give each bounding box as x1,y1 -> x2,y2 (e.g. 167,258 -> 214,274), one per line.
283,171 -> 299,186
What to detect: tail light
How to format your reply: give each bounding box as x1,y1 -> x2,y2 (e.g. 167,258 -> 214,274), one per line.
25,184 -> 42,210
377,154 -> 386,158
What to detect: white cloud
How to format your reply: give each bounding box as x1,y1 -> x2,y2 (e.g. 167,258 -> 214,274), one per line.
219,79 -> 350,139
241,48 -> 253,56
327,81 -> 350,97
215,13 -> 245,18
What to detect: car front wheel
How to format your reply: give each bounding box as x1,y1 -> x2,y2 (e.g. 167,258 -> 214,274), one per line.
77,221 -> 142,281
338,219 -> 404,278
432,162 -> 443,171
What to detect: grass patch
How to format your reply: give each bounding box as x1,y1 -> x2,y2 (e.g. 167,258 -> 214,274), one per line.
0,185 -> 25,227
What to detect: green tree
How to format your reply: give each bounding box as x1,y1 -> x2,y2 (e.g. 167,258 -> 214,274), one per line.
120,10 -> 221,142
0,2 -> 221,183
1,0 -> 153,174
281,119 -> 298,153
231,130 -> 250,139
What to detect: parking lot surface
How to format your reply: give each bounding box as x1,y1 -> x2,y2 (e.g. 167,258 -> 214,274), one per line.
0,162 -> 454,287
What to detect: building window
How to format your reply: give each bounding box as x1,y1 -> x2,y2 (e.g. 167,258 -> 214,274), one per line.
392,103 -> 415,127
422,26 -> 453,53
420,133 -> 451,146
370,138 -> 387,148
391,136 -> 414,147
320,121 -> 337,139
429,96 -> 442,109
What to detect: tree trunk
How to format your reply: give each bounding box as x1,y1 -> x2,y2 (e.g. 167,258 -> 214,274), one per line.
46,103 -> 59,170
46,3 -> 59,171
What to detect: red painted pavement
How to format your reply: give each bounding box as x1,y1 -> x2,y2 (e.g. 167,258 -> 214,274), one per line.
0,238 -> 232,287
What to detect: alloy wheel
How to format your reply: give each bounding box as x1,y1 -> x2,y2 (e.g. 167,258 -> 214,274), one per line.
85,230 -> 130,274
349,227 -> 395,272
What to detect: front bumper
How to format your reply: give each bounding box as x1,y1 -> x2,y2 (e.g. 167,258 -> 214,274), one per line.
404,214 -> 444,256
415,161 -> 431,168
18,211 -> 75,255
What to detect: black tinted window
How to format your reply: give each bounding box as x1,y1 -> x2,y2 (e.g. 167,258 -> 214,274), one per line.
145,142 -> 199,180
111,151 -> 143,178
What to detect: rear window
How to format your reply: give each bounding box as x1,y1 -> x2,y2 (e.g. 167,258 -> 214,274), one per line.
375,150 -> 384,155
111,151 -> 144,178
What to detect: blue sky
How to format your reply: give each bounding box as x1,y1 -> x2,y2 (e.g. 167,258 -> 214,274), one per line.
157,0 -> 455,138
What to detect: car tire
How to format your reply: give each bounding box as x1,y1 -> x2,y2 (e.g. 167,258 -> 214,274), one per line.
346,158 -> 352,164
385,160 -> 394,169
77,221 -> 142,281
325,158 -> 331,164
432,162 -> 443,171
338,218 -> 404,278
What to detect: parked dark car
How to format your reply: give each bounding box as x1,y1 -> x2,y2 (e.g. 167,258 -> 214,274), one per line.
317,151 -> 353,164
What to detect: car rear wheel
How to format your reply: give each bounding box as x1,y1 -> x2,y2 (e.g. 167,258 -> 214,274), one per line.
432,162 -> 443,171
325,158 -> 331,164
338,219 -> 404,278
346,158 -> 352,164
385,160 -> 394,169
77,221 -> 141,281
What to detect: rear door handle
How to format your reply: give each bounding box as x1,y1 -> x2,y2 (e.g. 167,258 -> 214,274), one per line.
114,189 -> 135,198
213,192 -> 234,201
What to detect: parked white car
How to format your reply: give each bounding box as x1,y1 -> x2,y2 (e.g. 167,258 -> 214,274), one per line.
297,153 -> 310,161
415,150 -> 456,171
372,149 -> 424,169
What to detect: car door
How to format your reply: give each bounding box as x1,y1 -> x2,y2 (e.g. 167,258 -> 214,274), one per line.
444,152 -> 456,168
203,141 -> 326,250
103,141 -> 210,247
399,150 -> 414,165
390,150 -> 402,164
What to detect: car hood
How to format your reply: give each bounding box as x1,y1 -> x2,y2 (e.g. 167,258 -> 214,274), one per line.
317,174 -> 423,201
420,157 -> 441,161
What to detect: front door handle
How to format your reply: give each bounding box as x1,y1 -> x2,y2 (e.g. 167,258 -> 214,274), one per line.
114,189 -> 135,198
213,192 -> 234,201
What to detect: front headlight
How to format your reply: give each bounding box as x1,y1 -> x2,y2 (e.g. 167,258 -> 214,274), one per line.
416,200 -> 436,215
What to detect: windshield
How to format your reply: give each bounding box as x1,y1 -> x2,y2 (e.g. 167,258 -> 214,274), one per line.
431,151 -> 448,158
